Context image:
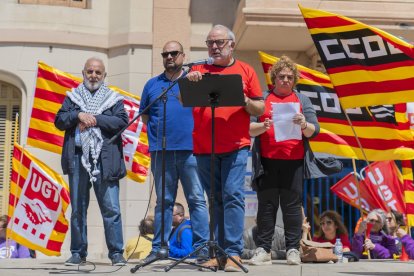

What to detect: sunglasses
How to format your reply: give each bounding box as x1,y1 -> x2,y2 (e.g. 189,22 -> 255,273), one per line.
320,220 -> 334,226
277,74 -> 294,81
205,39 -> 232,47
161,51 -> 182,58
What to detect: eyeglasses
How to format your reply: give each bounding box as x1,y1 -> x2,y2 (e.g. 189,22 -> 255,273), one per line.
205,39 -> 232,47
320,220 -> 334,226
368,219 -> 381,224
277,74 -> 294,81
161,51 -> 182,58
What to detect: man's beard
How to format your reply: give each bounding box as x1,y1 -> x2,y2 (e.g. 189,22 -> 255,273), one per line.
84,79 -> 104,92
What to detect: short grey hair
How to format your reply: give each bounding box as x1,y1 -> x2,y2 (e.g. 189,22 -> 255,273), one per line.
210,24 -> 236,43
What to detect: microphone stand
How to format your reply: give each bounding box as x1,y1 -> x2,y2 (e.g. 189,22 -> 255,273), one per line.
112,67 -> 212,273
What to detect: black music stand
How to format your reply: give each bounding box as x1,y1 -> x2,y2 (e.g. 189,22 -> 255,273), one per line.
164,74 -> 248,273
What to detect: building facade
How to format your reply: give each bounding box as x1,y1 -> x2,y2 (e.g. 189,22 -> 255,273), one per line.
0,0 -> 413,259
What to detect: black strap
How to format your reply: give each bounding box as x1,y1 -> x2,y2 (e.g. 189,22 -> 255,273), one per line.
176,225 -> 191,243
142,235 -> 153,242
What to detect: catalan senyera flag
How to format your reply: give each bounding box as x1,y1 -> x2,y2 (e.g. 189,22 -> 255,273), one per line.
27,61 -> 149,183
401,160 -> 414,227
299,5 -> 414,109
8,143 -> 70,256
259,51 -> 414,161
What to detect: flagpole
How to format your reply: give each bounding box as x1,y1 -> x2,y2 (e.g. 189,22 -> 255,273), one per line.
7,113 -> 24,258
343,110 -> 391,213
351,158 -> 371,259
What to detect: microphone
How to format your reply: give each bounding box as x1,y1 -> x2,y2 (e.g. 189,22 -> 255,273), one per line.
183,57 -> 214,67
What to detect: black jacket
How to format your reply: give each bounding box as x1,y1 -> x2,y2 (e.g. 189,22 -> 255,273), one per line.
54,95 -> 128,181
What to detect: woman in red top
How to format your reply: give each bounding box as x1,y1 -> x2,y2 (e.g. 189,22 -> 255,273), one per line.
249,56 -> 320,266
303,210 -> 351,252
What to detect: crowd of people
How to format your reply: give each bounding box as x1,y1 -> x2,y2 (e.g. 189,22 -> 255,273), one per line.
3,23 -> 413,270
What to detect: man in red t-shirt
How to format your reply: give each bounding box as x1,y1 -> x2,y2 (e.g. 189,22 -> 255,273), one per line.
186,24 -> 264,272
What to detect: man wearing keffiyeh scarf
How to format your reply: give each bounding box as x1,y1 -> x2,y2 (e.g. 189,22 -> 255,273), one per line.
55,57 -> 129,266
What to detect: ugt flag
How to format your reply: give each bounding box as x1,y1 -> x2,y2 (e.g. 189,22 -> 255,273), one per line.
330,172 -> 382,213
259,51 -> 414,161
299,5 -> 414,109
27,61 -> 149,183
8,143 -> 70,256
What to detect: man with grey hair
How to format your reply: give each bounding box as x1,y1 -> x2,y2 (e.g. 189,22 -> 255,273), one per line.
186,24 -> 265,272
55,57 -> 128,266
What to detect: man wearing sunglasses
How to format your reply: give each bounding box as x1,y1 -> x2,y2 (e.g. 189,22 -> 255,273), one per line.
138,41 -> 209,264
186,25 -> 265,272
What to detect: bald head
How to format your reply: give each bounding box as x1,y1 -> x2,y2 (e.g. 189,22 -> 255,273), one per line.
82,57 -> 107,91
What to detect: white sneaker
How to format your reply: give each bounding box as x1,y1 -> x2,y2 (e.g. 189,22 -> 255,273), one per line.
250,247 -> 272,265
286,249 -> 301,265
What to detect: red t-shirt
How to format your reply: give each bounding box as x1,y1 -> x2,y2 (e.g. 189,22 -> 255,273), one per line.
313,233 -> 351,250
192,60 -> 262,154
259,92 -> 304,160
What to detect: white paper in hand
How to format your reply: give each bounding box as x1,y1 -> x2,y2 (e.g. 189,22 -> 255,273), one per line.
272,102 -> 302,142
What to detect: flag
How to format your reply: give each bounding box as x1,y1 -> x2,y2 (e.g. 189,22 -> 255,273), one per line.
401,160 -> 414,227
299,5 -> 414,109
360,161 -> 406,214
27,61 -> 149,183
330,172 -> 382,212
259,51 -> 414,161
7,143 -> 70,256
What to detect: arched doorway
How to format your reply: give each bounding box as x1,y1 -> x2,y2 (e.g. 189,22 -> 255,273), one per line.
0,81 -> 21,215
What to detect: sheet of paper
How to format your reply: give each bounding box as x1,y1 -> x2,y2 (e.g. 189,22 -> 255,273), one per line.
271,102 -> 302,142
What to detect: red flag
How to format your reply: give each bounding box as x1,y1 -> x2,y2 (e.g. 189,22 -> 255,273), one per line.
361,161 -> 406,213
8,143 -> 70,256
330,172 -> 382,212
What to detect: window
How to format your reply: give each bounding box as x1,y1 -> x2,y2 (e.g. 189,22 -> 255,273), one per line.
18,0 -> 87,9
0,82 -> 21,216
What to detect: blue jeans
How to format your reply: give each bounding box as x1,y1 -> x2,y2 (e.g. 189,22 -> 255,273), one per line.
68,151 -> 124,259
150,150 -> 209,253
196,148 -> 248,256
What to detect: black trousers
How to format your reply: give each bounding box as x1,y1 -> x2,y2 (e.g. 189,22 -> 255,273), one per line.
256,158 -> 303,252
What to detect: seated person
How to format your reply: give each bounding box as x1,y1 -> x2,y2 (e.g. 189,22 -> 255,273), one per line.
0,215 -> 31,258
302,210 -> 351,252
169,203 -> 193,259
396,228 -> 414,259
352,209 -> 397,259
243,223 -> 286,263
124,216 -> 154,260
386,210 -> 405,255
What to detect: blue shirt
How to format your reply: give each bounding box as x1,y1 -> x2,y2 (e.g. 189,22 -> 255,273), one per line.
168,219 -> 193,258
139,71 -> 194,152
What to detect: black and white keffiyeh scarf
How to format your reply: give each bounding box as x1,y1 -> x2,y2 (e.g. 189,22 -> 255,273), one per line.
67,83 -> 124,183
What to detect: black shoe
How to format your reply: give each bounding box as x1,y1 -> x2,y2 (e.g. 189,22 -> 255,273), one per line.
111,254 -> 127,266
196,249 -> 209,264
65,253 -> 86,266
138,252 -> 158,265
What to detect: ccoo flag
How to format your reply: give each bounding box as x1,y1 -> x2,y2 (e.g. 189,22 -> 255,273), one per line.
299,5 -> 414,109
259,51 -> 414,161
8,143 -> 70,256
27,61 -> 149,183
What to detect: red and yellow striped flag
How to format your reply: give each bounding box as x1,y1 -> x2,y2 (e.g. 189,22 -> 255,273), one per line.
27,61 -> 149,183
259,51 -> 414,161
401,160 -> 414,228
299,5 -> 414,109
8,143 -> 70,256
